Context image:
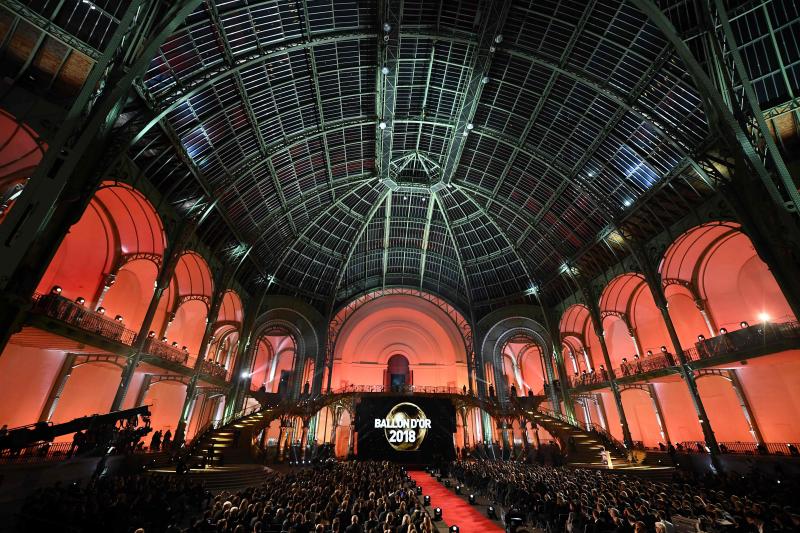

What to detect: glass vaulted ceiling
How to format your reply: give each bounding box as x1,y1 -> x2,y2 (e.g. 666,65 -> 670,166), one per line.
120,0 -> 793,312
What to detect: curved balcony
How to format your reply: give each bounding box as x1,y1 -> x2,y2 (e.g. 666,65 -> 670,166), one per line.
199,359 -> 229,381
31,293 -> 137,346
141,338 -> 190,365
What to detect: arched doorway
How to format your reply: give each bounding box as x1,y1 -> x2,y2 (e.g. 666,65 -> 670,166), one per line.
386,354 -> 411,388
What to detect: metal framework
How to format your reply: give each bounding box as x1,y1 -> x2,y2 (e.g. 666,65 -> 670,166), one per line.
4,0 -> 798,315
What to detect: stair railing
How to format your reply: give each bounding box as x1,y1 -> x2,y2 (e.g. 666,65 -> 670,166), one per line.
535,408 -> 629,458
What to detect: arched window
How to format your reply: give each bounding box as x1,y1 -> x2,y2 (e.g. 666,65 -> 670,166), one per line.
387,354 -> 410,388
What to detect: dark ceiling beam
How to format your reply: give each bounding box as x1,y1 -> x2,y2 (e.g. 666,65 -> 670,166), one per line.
485,0 -> 597,212
433,192 -> 474,308
417,192 -> 436,288
268,180 -> 380,290
300,0 -> 337,202
631,0 -> 799,211
451,183 -> 535,290
514,40 -> 676,247
330,188 -> 392,311
204,0 -> 298,237
376,0 -> 402,189
1,0 -> 101,60
381,192 -> 393,288
437,0 -> 512,188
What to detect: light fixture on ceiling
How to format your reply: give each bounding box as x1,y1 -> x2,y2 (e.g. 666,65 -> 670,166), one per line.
466,123 -> 474,130
381,65 -> 390,75
379,121 -> 387,130
383,22 -> 392,32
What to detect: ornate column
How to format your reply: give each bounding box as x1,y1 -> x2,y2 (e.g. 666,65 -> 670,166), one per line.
347,422 -> 356,456
647,384 -> 670,445
630,242 -> 721,460
727,369 -> 764,445
134,374 -> 153,408
174,278 -> 228,445
110,218 -> 196,411
695,298 -> 718,337
542,307 -> 574,419
461,409 -> 470,449
530,421 -> 541,448
225,291 -> 267,418
300,417 -> 311,460
38,353 -> 77,422
624,316 -> 643,357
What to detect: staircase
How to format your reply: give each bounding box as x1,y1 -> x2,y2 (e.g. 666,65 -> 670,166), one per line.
186,410 -> 270,468
149,464 -> 272,491
530,411 -> 675,481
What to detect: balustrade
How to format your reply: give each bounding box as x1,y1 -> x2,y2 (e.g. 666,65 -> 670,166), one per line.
31,293 -> 137,345
199,359 -> 229,380
141,337 -> 190,365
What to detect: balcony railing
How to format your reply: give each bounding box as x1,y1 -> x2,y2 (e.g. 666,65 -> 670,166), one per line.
685,321 -> 800,362
615,352 -> 677,378
31,293 -> 137,345
141,338 -> 190,365
199,359 -> 229,380
568,370 -> 609,388
676,440 -> 800,456
569,321 -> 800,388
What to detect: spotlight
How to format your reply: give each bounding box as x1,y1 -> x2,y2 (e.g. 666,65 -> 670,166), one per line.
96,307 -> 105,314
660,345 -> 667,353
148,331 -> 156,338
481,76 -> 490,85
161,336 -> 168,342
697,334 -> 705,342
76,297 -> 85,305
455,485 -> 462,495
466,123 -> 474,130
379,121 -> 387,130
646,350 -> 653,356
172,341 -> 179,347
469,494 -> 476,505
450,526 -> 459,533
424,495 -> 430,505
758,312 -> 770,322
51,286 -> 62,295
383,22 -> 391,32
416,486 -> 422,495
381,65 -> 390,75
115,315 -> 123,322
241,371 -> 251,379
719,328 -> 728,334
434,507 -> 442,521
487,506 -> 497,519
740,321 -> 749,329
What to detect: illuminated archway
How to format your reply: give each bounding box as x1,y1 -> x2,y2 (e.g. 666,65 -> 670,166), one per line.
660,222 -> 794,335
0,110 -> 46,223
331,292 -> 468,390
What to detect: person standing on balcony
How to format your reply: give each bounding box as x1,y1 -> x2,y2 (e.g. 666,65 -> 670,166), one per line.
150,429 -> 162,452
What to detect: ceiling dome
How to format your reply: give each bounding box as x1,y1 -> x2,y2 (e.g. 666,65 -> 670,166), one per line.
131,0 -> 716,312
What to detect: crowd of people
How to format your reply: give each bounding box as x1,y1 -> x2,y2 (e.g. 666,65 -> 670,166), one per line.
17,473 -> 208,532
185,461 -> 436,533
451,459 -> 800,532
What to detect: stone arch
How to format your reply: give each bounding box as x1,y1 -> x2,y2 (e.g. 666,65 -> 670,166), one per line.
251,296 -> 325,396
477,306 -> 553,404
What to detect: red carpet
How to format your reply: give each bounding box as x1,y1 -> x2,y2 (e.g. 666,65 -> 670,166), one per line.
408,471 -> 504,533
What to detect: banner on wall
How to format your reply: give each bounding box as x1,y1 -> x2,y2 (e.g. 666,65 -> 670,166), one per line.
355,396 -> 456,462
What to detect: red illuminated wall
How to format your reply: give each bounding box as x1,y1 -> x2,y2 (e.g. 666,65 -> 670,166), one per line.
560,222 -> 800,448
331,294 -> 468,390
